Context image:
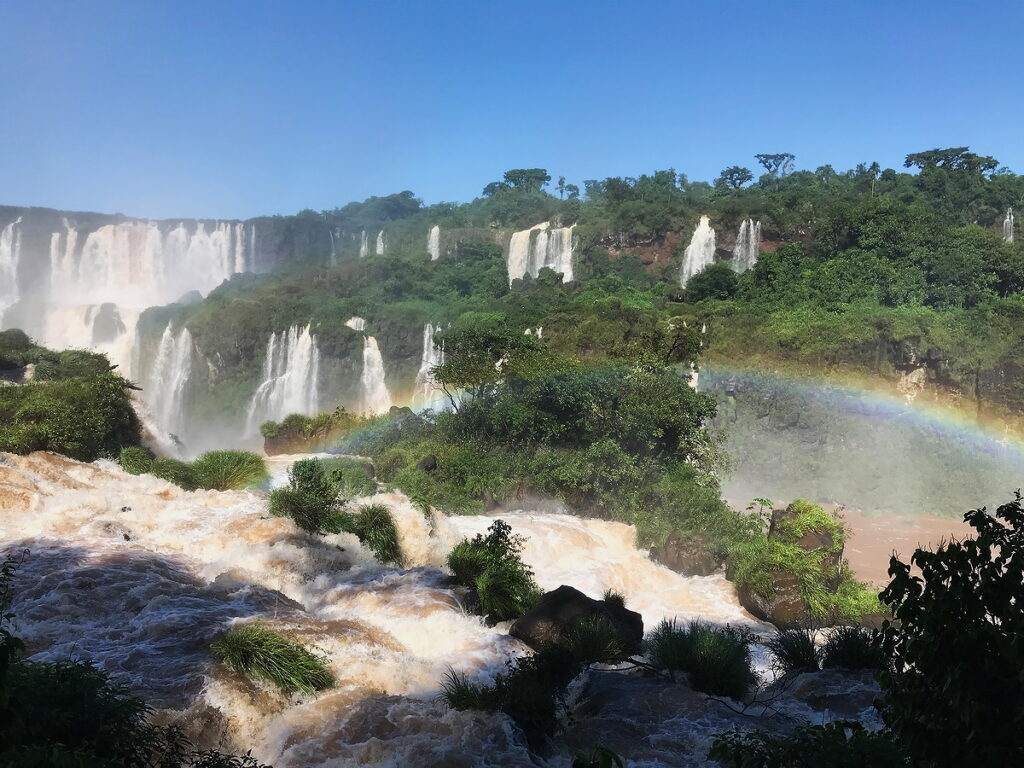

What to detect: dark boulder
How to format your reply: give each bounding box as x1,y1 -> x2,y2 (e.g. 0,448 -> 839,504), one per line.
416,454 -> 438,473
510,585 -> 643,655
737,570 -> 807,627
649,531 -> 720,576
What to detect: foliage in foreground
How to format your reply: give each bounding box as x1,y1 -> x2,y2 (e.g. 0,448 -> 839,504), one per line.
709,721 -> 905,768
210,622 -> 335,695
820,625 -> 885,671
119,448 -> 268,491
877,493 -> 1024,766
765,628 -> 819,674
645,619 -> 756,700
446,520 -> 540,623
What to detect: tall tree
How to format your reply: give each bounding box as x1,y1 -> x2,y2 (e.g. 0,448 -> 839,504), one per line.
754,153 -> 796,178
502,168 -> 551,192
714,166 -> 754,190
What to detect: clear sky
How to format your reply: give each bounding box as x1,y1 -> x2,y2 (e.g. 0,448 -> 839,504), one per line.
3,0 -> 1022,220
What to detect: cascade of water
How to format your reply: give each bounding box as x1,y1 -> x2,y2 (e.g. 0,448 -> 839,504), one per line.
679,215 -> 717,286
732,218 -> 761,273
345,316 -> 367,331
506,222 -> 575,285
360,335 -> 392,414
0,217 -> 22,322
413,323 -> 445,404
246,325 -> 321,433
375,230 -> 386,255
359,231 -> 369,258
427,225 -> 441,260
145,324 -> 195,441
1003,207 -> 1015,243
328,228 -> 337,266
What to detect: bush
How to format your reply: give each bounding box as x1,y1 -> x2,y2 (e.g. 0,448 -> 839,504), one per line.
210,622 -> 334,695
150,457 -> 198,490
352,504 -> 403,565
820,626 -> 885,671
321,456 -> 377,497
446,520 -> 540,622
877,494 -> 1024,765
645,619 -> 756,700
190,451 -> 268,490
602,588 -> 626,611
765,628 -> 820,674
559,615 -> 625,664
269,487 -> 348,534
709,721 -> 906,767
119,446 -> 155,475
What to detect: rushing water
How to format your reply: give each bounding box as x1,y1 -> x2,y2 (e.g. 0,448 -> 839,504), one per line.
679,216 -> 716,286
732,218 -> 760,273
1,451 -> 870,767
427,225 -> 441,261
1004,207 -> 1015,243
0,217 -> 22,322
145,324 -> 196,443
413,323 -> 445,405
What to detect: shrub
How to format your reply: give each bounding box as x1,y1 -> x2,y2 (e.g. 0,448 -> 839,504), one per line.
645,619 -> 756,700
321,456 -> 377,498
210,622 -> 334,695
287,458 -> 338,504
150,457 -> 198,490
820,626 -> 885,671
559,615 -> 624,664
573,745 -> 625,768
269,487 -> 348,534
446,520 -> 540,622
119,445 -> 155,475
877,494 -> 1024,766
765,628 -> 820,674
190,451 -> 268,490
259,421 -> 280,439
352,504 -> 403,565
602,588 -> 626,611
709,721 -> 906,767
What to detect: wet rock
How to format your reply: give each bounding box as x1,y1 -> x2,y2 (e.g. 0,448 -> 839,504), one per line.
509,585 -> 643,655
416,454 -> 437,473
737,570 -> 807,627
649,531 -> 721,576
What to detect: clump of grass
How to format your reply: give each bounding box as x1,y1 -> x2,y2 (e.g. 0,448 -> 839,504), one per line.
573,745 -> 626,768
602,588 -> 626,611
352,504 -> 403,565
118,445 -> 154,475
320,456 -> 377,498
210,622 -> 334,695
150,457 -> 198,490
191,450 -> 268,491
447,520 -> 540,623
437,669 -> 493,711
645,619 -> 756,700
559,615 -> 624,664
269,487 -> 348,534
820,625 -> 886,670
765,627 -> 820,674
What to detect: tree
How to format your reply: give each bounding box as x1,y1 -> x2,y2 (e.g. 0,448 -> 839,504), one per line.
502,168 -> 551,192
877,493 -> 1024,766
557,176 -> 566,199
754,153 -> 796,178
904,147 -> 999,174
686,262 -> 739,301
482,181 -> 509,197
565,183 -> 581,200
714,166 -> 754,190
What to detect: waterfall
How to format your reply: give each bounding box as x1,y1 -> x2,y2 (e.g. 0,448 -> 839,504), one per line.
328,227 -> 337,266
345,316 -> 367,331
732,218 -> 761,273
359,231 -> 369,258
246,325 -> 321,433
360,336 -> 392,414
427,225 -> 441,260
0,217 -> 22,322
413,323 -> 445,404
145,324 -> 195,441
376,230 -> 386,255
506,222 -> 575,285
679,215 -> 717,286
1003,208 -> 1015,243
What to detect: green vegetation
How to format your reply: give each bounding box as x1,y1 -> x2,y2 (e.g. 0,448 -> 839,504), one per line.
572,745 -> 626,768
820,626 -> 885,671
445,520 -> 540,623
118,448 -> 267,492
210,622 -> 335,695
260,407 -> 368,452
0,332 -> 141,461
645,619 -> 756,700
765,628 -> 820,674
601,588 -> 626,611
710,722 -> 905,767
877,493 -> 1024,765
268,457 -> 402,565
727,500 -> 882,623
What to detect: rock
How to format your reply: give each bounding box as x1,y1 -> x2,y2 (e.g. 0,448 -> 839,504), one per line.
649,531 -> 720,576
737,570 -> 807,627
509,585 -> 643,655
416,454 -> 438,473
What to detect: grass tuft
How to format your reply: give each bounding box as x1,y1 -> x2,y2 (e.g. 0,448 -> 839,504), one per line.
602,588 -> 626,611
645,619 -> 756,700
559,615 -> 625,664
118,445 -> 155,475
210,622 -> 334,695
765,628 -> 820,674
353,504 -> 403,565
820,625 -> 886,670
191,450 -> 268,491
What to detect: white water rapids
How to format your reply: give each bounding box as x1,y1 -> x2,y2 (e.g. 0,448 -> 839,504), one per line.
0,452 -> 871,766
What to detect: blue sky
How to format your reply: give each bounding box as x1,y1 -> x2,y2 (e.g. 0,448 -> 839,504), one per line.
2,0 -> 1022,220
